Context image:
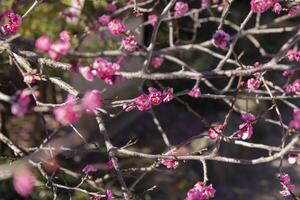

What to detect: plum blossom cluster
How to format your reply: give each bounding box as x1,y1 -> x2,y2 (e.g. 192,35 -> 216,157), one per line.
250,0 -> 277,14
287,49 -> 300,62
107,18 -> 139,52
80,57 -> 122,85
53,90 -> 102,125
124,87 -> 174,112
160,149 -> 179,169
0,9 -> 22,35
251,0 -> 300,15
236,113 -> 256,140
285,79 -> 300,94
212,30 -> 230,49
278,173 -> 295,197
185,182 -> 216,200
289,108 -> 300,129
35,30 -> 71,60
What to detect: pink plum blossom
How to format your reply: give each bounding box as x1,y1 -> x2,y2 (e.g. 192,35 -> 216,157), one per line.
148,87 -> 163,105
11,89 -> 31,117
188,87 -> 202,98
201,0 -> 210,9
106,159 -> 113,169
279,173 -> 295,197
97,14 -> 110,27
237,113 -> 256,140
93,57 -> 121,85
250,0 -> 274,13
185,182 -> 216,200
160,150 -> 179,169
148,14 -> 158,26
122,35 -> 138,52
282,70 -> 294,77
82,90 -> 103,113
245,78 -> 261,91
208,125 -> 223,141
151,56 -> 164,68
289,108 -> 300,129
288,5 -> 300,16
108,19 -> 125,36
285,79 -> 300,94
13,168 -> 35,197
287,50 -> 300,62
162,87 -> 174,103
82,164 -> 97,174
79,66 -> 94,82
53,95 -> 80,125
174,2 -> 189,17
237,123 -> 254,140
212,30 -> 230,49
272,3 -> 282,14
35,35 -> 52,53
135,94 -> 151,111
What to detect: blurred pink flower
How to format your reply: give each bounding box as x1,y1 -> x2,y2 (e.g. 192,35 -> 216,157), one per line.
13,168 -> 35,197
151,56 -> 164,68
82,164 -> 97,174
289,108 -> 300,129
106,159 -> 113,169
53,95 -> 80,125
79,66 -> 94,82
272,3 -> 282,14
82,90 -> 103,113
97,14 -> 110,27
11,89 -> 31,117
35,35 -> 52,53
288,5 -> 300,16
107,3 -> 117,12
282,69 -> 294,77
148,14 -> 158,26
